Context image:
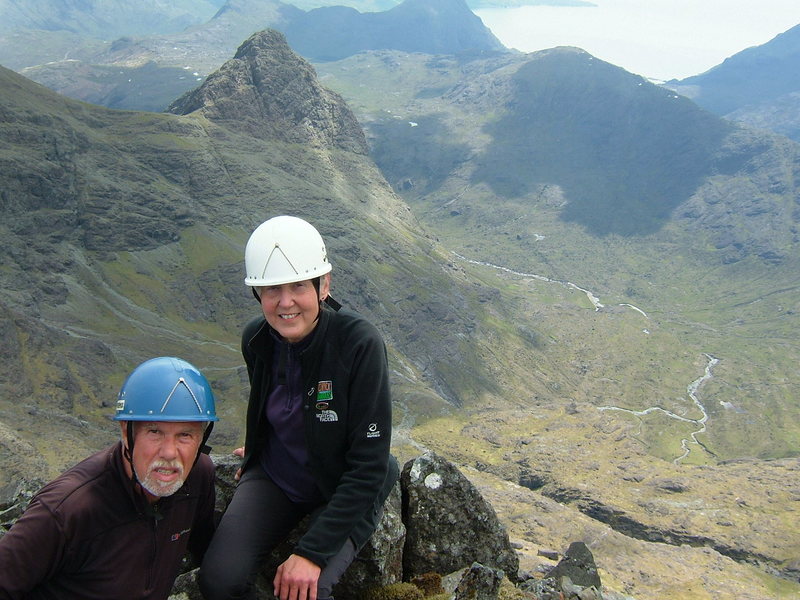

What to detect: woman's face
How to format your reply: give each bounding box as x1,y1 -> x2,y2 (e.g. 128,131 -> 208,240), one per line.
259,274 -> 330,343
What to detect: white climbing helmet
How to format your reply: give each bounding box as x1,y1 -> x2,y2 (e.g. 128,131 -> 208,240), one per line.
244,215 -> 332,287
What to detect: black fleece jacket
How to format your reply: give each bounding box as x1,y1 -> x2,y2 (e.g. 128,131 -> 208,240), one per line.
241,304 -> 398,567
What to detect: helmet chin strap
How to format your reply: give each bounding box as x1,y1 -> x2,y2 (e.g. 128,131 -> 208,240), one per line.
197,422 -> 214,462
123,422 -> 147,507
124,421 -> 135,477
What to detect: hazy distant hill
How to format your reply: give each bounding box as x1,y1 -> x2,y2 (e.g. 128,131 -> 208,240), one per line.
284,0 -> 504,61
0,0 -> 224,38
668,23 -> 800,141
4,0 -> 506,111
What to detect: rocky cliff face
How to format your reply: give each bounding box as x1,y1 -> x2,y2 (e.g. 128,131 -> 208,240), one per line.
168,29 -> 369,152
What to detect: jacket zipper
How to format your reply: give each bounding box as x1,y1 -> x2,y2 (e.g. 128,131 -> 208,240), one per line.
146,510 -> 159,596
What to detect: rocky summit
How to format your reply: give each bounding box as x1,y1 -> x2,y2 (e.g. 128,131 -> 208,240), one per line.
168,29 -> 368,152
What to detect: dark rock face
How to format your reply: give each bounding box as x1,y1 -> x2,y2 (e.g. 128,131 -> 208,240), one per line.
545,542 -> 601,589
444,562 -> 504,600
167,29 -> 368,154
400,451 -> 519,582
541,482 -> 780,574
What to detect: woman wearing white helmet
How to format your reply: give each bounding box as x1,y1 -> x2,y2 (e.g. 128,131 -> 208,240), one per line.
200,216 -> 398,600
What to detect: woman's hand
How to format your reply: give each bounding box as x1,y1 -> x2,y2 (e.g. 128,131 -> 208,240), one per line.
232,446 -> 245,481
273,554 -> 321,600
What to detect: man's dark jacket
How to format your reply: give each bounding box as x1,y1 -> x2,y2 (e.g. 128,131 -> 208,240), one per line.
0,442 -> 215,599
241,305 -> 399,568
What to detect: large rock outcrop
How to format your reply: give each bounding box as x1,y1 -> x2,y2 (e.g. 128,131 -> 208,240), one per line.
401,451 -> 519,582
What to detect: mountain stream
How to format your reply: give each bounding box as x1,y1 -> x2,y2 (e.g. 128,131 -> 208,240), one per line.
452,252 -> 718,464
599,354 -> 718,464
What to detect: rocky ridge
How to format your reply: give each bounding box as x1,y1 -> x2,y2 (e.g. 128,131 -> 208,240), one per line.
0,451 -> 619,600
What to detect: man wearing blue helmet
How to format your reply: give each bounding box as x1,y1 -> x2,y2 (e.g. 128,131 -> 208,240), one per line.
0,357 -> 219,600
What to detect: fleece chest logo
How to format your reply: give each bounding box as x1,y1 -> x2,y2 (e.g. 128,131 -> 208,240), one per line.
316,381 -> 333,402
367,422 -> 381,439
170,528 -> 191,542
315,381 -> 338,422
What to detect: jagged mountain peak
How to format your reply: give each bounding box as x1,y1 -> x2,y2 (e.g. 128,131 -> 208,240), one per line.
167,29 -> 368,153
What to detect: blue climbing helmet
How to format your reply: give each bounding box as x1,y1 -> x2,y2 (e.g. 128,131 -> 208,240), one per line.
114,356 -> 218,422
114,357 -> 218,467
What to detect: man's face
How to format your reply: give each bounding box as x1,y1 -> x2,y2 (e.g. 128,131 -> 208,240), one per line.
122,421 -> 204,502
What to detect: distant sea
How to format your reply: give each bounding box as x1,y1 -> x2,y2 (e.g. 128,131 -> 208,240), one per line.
474,0 -> 800,81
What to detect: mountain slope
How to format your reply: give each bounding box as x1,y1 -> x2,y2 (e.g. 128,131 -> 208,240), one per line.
314,47 -> 800,594
317,47 -> 800,461
667,23 -> 800,141
3,31 -> 800,600
0,33 -> 520,482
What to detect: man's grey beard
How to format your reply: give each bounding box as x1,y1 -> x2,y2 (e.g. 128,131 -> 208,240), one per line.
136,458 -> 186,498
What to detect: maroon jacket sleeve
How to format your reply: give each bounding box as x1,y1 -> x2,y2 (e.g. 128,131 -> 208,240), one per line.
0,496 -> 66,598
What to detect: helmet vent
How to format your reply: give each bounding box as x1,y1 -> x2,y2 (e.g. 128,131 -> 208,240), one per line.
161,377 -> 203,414
261,244 -> 299,279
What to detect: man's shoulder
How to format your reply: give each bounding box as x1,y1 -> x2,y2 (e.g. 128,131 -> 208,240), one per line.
30,446 -> 126,529
36,447 -> 117,503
